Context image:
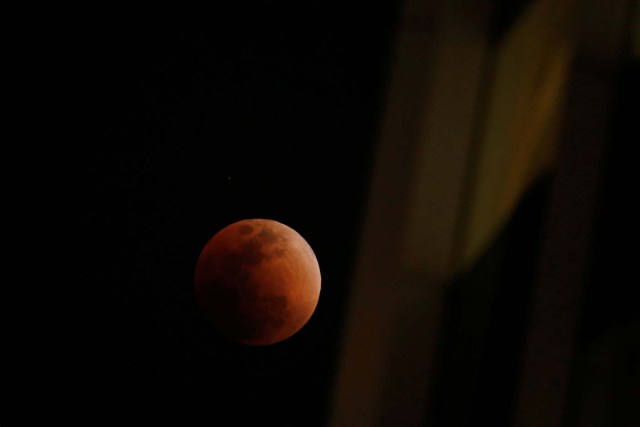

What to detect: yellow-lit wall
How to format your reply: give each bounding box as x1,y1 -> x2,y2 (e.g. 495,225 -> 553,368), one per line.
329,0 -> 580,426
460,0 -> 576,271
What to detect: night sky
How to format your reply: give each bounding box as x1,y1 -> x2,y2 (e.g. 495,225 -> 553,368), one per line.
7,3 -> 635,426
22,5 -> 401,426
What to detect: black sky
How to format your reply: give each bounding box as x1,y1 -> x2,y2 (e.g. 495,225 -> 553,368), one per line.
19,5 -> 402,426
5,3 -> 638,426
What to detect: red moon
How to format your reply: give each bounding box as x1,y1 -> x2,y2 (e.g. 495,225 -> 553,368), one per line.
194,218 -> 321,345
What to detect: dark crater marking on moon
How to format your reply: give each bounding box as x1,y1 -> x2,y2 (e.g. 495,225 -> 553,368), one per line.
236,239 -> 266,267
238,224 -> 254,235
237,293 -> 289,340
217,224 -> 289,290
256,226 -> 278,244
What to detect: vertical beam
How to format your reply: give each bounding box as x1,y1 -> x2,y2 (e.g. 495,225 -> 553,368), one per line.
511,1 -> 630,425
511,56 -> 618,427
459,0 -> 577,272
328,1 -> 493,425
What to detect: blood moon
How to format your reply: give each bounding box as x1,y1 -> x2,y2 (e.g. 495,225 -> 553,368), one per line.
194,218 -> 321,345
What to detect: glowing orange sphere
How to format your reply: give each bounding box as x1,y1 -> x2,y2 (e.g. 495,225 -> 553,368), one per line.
194,218 -> 321,345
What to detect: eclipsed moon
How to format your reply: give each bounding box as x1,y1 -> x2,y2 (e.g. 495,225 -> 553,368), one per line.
194,218 -> 321,345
